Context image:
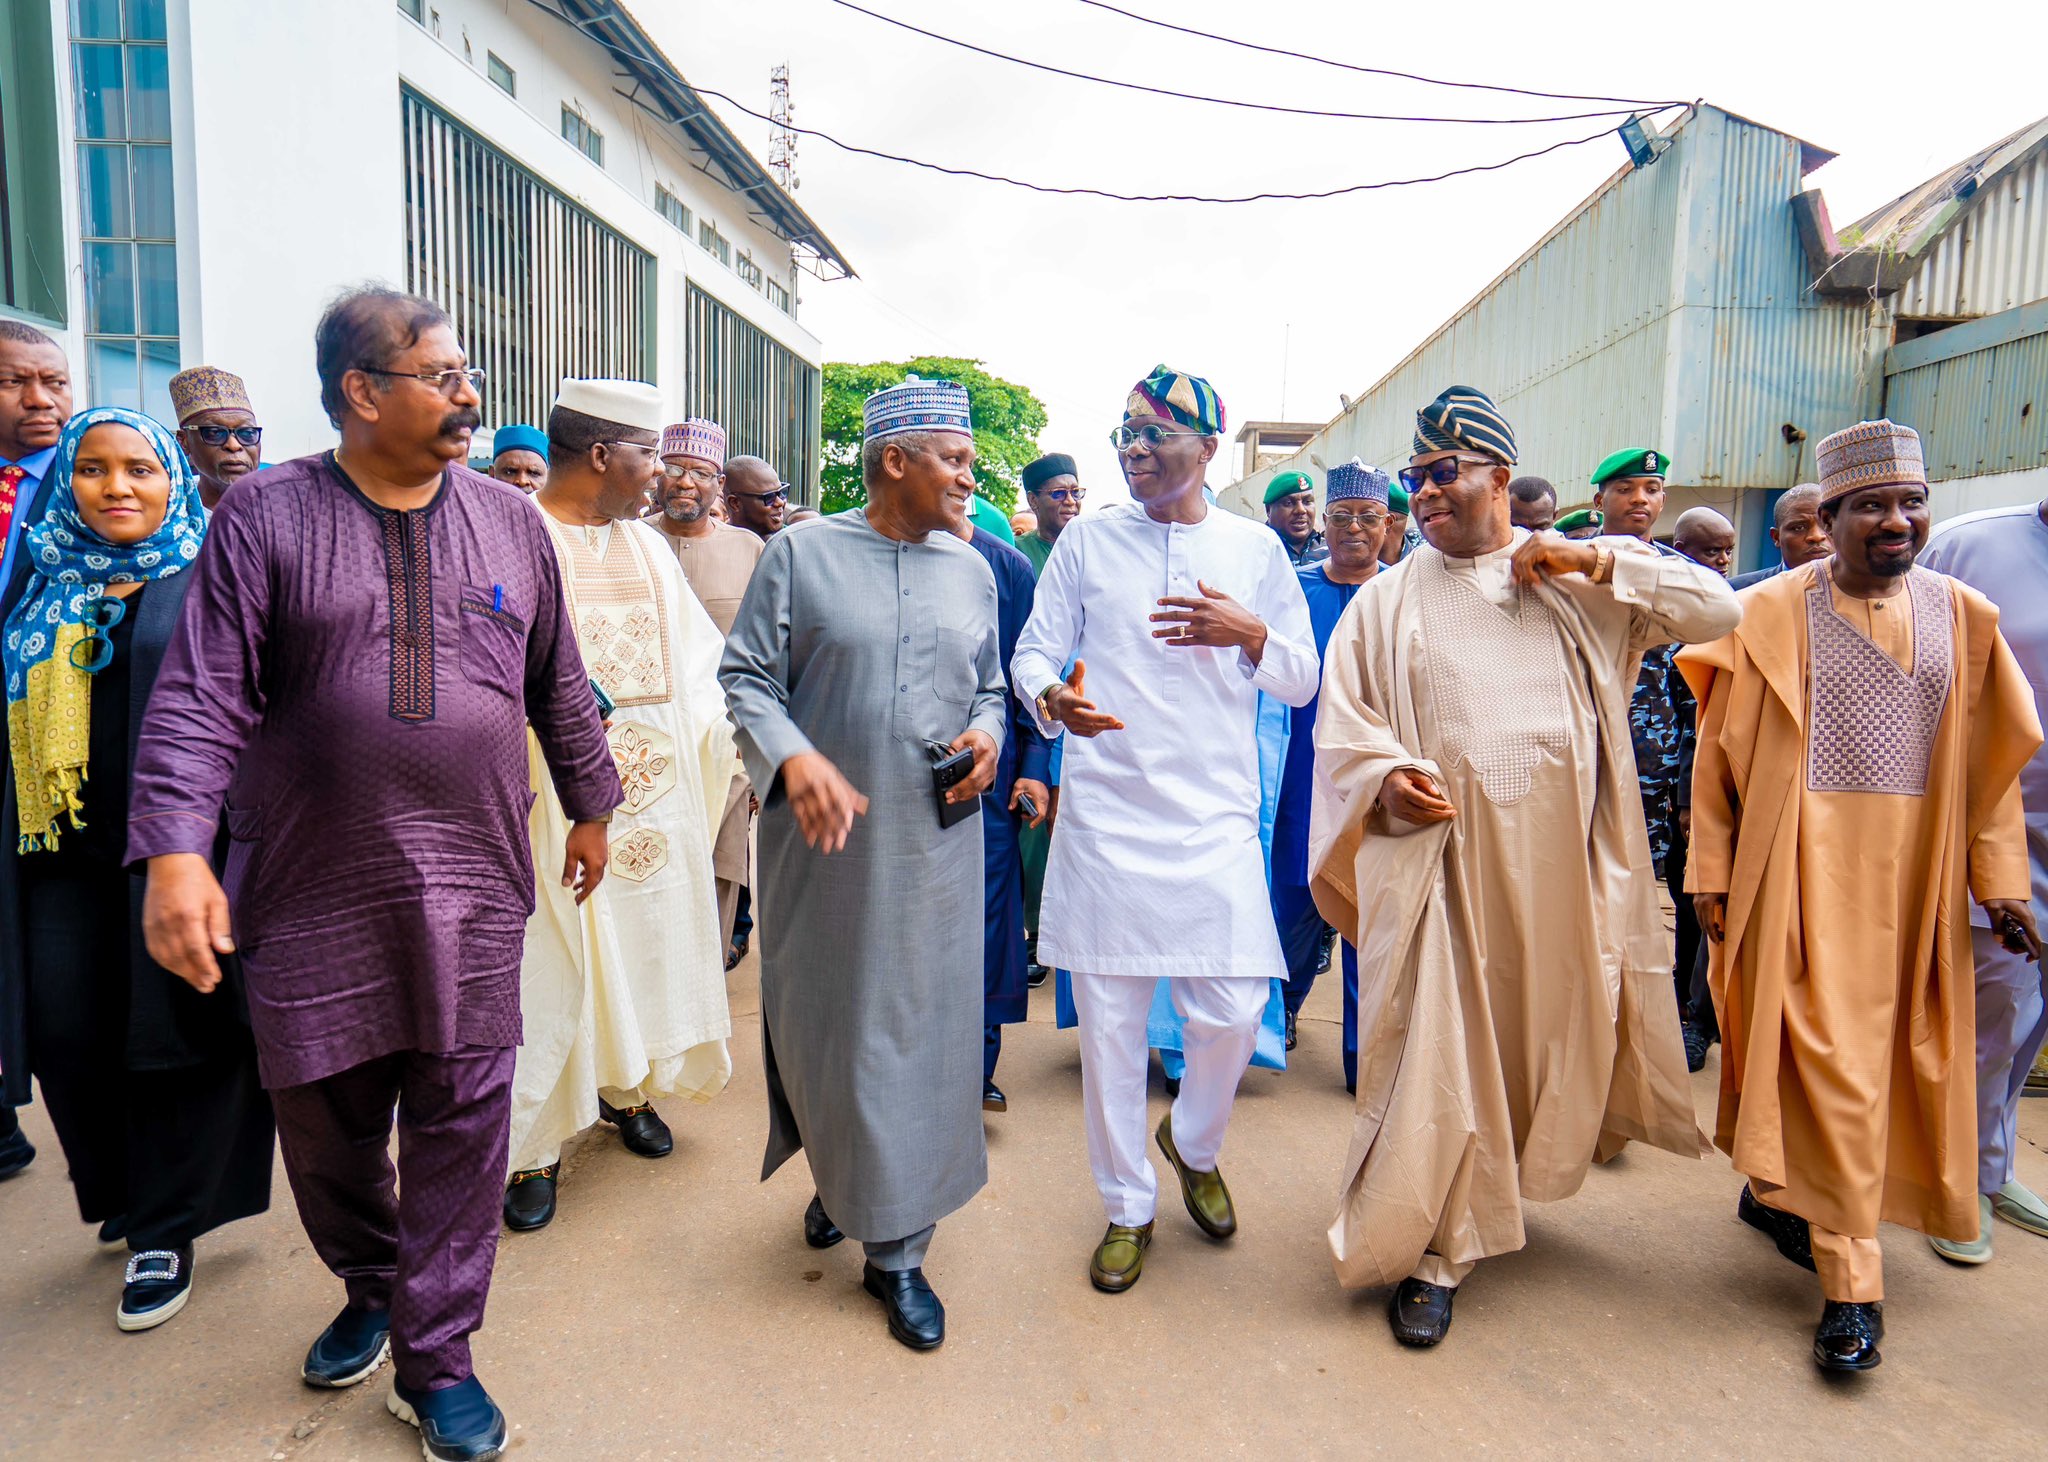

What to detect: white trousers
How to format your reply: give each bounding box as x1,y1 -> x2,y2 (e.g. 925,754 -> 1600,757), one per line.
1072,971 -> 1267,1226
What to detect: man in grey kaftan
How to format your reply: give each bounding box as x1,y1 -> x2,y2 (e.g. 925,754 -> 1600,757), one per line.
719,510 -> 1004,1287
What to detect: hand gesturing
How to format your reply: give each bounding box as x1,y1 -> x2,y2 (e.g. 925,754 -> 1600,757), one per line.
1046,660 -> 1124,739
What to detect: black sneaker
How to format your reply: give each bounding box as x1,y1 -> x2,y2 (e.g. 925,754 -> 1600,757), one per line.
0,1124 -> 33,1181
1027,964 -> 1049,989
1681,1021 -> 1710,1072
117,1246 -> 194,1332
302,1304 -> 392,1388
388,1374 -> 509,1460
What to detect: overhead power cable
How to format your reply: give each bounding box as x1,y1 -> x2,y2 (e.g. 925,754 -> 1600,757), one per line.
827,0 -> 1665,125
690,87 -> 1690,204
1072,0 -> 1685,109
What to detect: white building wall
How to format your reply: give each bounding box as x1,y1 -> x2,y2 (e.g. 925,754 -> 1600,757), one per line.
174,0 -> 405,456
34,0 -> 824,460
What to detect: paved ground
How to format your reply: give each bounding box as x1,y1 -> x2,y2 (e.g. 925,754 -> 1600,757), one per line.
3,954 -> 2043,1460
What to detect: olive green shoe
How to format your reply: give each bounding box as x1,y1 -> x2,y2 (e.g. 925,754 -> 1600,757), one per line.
1928,1194 -> 1993,1265
1089,1222 -> 1154,1293
1156,1114 -> 1236,1240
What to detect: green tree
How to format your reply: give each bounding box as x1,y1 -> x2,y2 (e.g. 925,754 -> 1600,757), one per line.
820,357 -> 1049,516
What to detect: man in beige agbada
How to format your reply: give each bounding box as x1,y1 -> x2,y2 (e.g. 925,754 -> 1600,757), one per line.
1682,420 -> 2041,1374
503,380 -> 736,1232
1309,386 -> 1738,1347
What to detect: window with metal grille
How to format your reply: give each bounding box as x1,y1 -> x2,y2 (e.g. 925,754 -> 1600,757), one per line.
486,53 -> 515,96
70,0 -> 178,417
402,89 -> 653,431
685,282 -> 819,497
697,219 -> 729,266
655,186 -> 691,233
764,278 -> 791,315
734,253 -> 762,289
560,105 -> 603,166
0,0 -> 64,322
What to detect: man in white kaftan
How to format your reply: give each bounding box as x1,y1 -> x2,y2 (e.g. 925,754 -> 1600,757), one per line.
1308,385 -> 1735,1347
504,381 -> 734,1232
1012,365 -> 1317,1294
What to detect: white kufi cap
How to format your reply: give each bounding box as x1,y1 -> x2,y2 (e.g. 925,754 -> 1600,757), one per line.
553,377 -> 665,435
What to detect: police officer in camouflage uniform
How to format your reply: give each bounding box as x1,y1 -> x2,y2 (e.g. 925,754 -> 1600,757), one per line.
1591,447 -> 1711,1071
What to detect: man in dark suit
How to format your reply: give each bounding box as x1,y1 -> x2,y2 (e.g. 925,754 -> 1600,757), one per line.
1729,482 -> 1830,589
0,318 -> 73,1179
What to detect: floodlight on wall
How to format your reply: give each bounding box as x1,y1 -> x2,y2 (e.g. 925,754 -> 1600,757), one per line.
1618,114 -> 1669,170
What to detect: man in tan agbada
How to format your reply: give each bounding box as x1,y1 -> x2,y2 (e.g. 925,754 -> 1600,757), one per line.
1682,419 -> 2041,1375
1310,385 -> 1738,1348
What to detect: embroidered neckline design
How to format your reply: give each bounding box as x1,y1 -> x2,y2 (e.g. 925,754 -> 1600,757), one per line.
1413,550 -> 1572,806
1804,569 -> 1952,796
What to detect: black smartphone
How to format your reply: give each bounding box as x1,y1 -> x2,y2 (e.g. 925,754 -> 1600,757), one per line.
1017,792 -> 1040,821
929,743 -> 977,828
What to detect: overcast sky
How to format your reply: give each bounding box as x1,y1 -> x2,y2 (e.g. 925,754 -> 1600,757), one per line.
646,0 -> 2043,509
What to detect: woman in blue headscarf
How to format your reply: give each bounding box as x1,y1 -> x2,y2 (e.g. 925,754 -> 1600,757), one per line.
0,407 -> 271,1333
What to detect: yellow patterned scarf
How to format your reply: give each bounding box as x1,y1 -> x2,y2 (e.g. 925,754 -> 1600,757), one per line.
8,622 -> 94,851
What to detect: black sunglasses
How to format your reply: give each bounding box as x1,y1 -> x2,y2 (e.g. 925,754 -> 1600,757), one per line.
729,486 -> 790,505
1396,455 -> 1496,493
189,425 -> 262,448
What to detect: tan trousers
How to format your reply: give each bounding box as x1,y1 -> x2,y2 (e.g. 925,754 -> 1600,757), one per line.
1411,1252 -> 1474,1288
1810,1226 -> 1884,1302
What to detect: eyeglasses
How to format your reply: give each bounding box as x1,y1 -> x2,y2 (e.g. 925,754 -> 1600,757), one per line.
729,486 -> 790,505
358,366 -> 486,396
1109,423 -> 1200,452
661,462 -> 720,485
189,425 -> 263,448
1034,487 -> 1086,504
1325,510 -> 1387,530
1396,455 -> 1494,493
601,439 -> 657,457
67,595 -> 128,673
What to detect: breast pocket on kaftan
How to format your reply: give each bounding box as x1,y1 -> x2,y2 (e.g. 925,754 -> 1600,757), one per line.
459,586 -> 527,701
935,626 -> 980,707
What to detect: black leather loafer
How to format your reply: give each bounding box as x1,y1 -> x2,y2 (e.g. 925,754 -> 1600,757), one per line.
117,1246 -> 194,1332
1027,964 -> 1049,989
862,1263 -> 944,1350
388,1374 -> 509,1460
1388,1278 -> 1455,1346
804,1193 -> 844,1249
1737,1184 -> 1816,1273
503,1166 -> 559,1232
302,1304 -> 392,1388
598,1099 -> 673,1158
1813,1300 -> 1883,1373
982,1080 -> 1007,1113
98,1214 -> 130,1249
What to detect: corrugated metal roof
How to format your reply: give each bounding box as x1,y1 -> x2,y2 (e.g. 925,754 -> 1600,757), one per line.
1884,300 -> 2048,480
1221,106 -> 1886,516
1891,137 -> 2048,318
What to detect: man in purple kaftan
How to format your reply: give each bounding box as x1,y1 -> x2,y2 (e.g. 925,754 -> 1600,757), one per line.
130,289 -> 618,1461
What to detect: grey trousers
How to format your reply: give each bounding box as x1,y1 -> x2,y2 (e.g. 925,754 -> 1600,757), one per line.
863,1223 -> 935,1272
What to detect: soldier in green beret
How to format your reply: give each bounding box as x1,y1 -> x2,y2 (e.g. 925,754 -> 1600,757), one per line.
1264,470 -> 1326,566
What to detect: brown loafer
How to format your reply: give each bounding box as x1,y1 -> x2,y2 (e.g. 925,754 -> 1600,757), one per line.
1089,1222 -> 1154,1293
1156,1114 -> 1236,1239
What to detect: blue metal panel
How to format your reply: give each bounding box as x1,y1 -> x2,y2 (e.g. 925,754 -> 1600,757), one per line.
1883,302 -> 2048,481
